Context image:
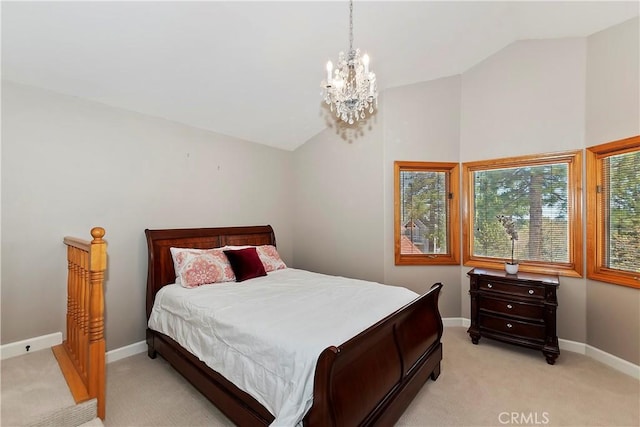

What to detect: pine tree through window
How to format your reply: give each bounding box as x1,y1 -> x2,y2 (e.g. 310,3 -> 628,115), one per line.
463,151 -> 583,277
587,135 -> 640,288
394,161 -> 460,265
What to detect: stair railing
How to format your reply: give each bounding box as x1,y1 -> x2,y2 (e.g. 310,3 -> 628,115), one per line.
53,227 -> 107,420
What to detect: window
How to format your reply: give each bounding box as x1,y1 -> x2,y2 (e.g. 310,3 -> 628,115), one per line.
462,151 -> 582,277
586,135 -> 640,288
394,161 -> 460,265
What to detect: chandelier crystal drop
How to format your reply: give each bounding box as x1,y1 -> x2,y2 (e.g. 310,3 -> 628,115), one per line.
322,0 -> 377,125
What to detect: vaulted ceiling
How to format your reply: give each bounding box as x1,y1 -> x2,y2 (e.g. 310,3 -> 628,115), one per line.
2,1 -> 638,151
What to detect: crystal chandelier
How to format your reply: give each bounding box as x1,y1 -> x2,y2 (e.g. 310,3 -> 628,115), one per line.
322,0 -> 377,125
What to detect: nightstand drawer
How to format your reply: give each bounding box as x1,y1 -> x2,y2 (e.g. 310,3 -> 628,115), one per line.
480,296 -> 545,320
479,279 -> 544,299
480,314 -> 546,341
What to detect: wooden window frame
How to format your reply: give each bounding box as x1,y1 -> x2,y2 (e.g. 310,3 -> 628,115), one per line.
394,161 -> 460,266
462,150 -> 583,277
586,135 -> 640,289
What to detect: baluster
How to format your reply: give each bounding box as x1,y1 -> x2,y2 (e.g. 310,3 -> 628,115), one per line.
80,248 -> 89,381
66,246 -> 73,358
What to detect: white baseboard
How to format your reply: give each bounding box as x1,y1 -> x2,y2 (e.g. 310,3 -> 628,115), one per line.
442,317 -> 470,328
4,326 -> 639,380
106,341 -> 147,364
445,318 -> 639,379
0,332 -> 62,360
558,338 -> 586,354
0,333 -> 146,363
585,344 -> 640,380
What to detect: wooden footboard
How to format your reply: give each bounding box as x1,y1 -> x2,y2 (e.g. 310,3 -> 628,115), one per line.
147,282 -> 443,427
53,227 -> 107,420
305,282 -> 443,426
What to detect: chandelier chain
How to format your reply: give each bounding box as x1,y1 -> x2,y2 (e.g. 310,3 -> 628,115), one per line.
349,0 -> 353,52
321,0 -> 378,125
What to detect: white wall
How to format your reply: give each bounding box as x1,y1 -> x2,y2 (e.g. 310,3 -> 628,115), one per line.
1,81 -> 294,351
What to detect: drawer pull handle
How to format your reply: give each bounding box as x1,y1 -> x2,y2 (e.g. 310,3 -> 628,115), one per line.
507,304 -> 513,309
487,284 -> 493,288
506,323 -> 513,328
528,289 -> 534,295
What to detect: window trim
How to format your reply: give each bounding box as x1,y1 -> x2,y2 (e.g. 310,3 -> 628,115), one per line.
394,161 -> 460,266
462,150 -> 583,277
586,135 -> 640,289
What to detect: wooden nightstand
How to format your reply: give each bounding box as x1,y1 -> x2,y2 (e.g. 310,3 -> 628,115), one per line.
467,268 -> 560,364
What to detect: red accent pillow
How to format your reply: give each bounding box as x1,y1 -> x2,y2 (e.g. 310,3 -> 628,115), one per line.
224,247 -> 267,282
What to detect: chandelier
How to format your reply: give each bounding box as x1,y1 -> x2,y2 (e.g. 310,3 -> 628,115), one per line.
322,0 -> 378,125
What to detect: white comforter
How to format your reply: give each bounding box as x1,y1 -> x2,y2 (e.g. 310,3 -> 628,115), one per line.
148,268 -> 418,426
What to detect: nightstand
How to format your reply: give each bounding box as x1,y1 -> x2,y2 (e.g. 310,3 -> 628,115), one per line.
467,268 -> 560,364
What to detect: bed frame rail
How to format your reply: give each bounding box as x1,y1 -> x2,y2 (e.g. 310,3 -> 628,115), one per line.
53,227 -> 107,420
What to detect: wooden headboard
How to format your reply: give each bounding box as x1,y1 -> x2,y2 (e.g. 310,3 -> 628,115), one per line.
144,225 -> 276,319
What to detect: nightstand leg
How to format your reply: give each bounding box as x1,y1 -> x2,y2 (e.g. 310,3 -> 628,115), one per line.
543,336 -> 560,365
430,362 -> 441,380
468,327 -> 481,344
543,352 -> 558,365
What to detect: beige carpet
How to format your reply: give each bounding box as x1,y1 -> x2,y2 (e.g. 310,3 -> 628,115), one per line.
398,328 -> 639,427
104,327 -> 640,426
1,348 -> 100,427
28,399 -> 98,427
104,348 -> 232,426
1,348 -> 77,426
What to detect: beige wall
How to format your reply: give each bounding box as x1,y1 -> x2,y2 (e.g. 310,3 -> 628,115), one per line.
382,76 -> 462,318
292,108 -> 385,283
2,18 -> 638,365
460,37 -> 589,342
585,17 -> 640,365
1,81 -> 294,351
586,17 -> 639,146
294,19 -> 639,364
292,77 -> 463,319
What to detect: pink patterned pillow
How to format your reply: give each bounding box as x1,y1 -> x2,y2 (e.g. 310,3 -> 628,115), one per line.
170,247 -> 235,288
256,245 -> 287,272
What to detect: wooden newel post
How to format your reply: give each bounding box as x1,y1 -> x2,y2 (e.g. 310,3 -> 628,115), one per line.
88,227 -> 107,420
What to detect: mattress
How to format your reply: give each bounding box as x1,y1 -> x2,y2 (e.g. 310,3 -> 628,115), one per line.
148,267 -> 419,426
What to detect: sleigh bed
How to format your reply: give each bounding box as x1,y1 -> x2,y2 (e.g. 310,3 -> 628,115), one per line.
145,225 -> 443,426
